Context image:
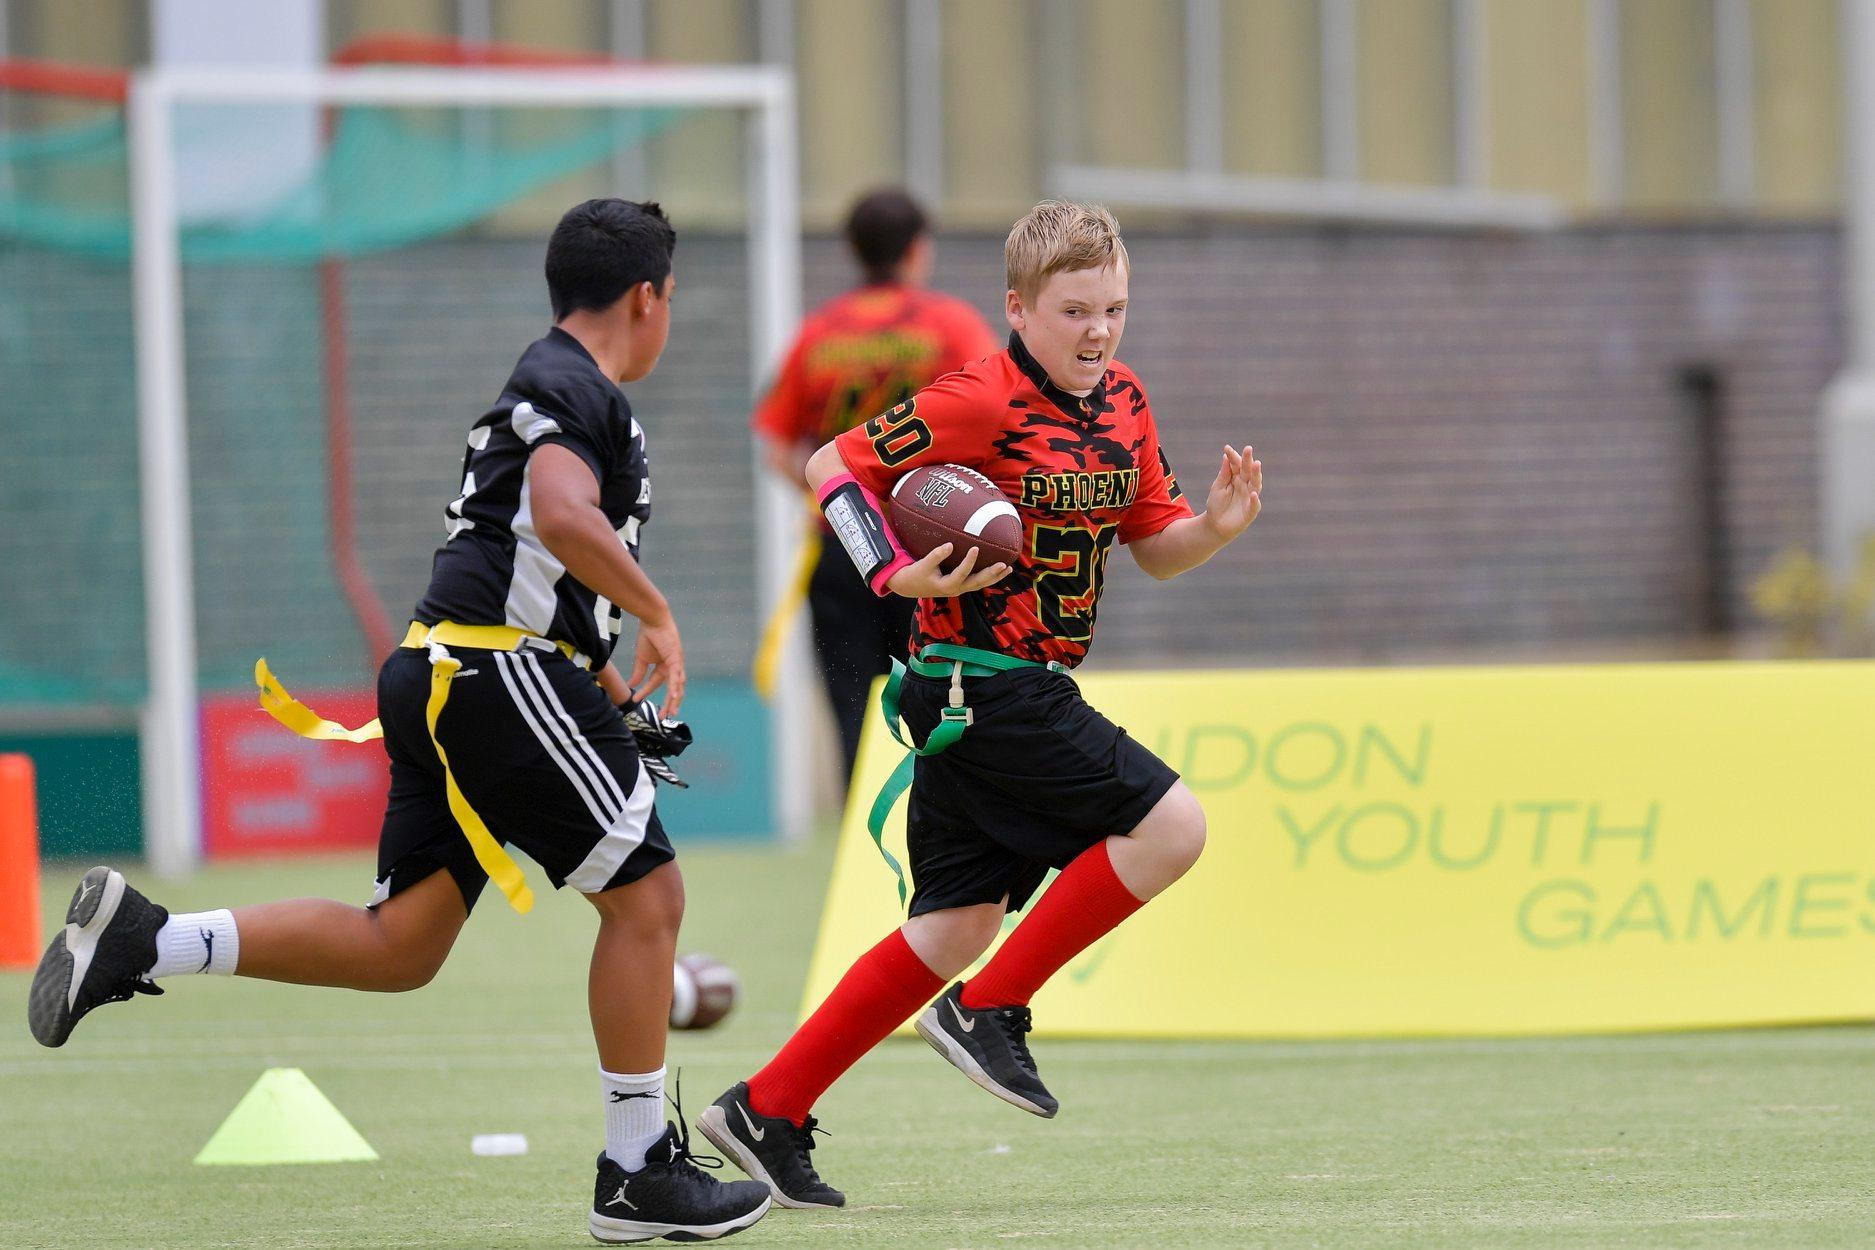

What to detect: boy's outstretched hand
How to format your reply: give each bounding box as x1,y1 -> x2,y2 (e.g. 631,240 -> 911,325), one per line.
1126,443 -> 1263,579
1201,444 -> 1263,540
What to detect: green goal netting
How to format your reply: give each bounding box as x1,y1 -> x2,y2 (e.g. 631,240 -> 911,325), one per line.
1,60 -> 806,847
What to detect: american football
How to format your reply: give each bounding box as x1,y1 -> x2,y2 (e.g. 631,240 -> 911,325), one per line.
669,953 -> 740,1031
888,463 -> 1021,572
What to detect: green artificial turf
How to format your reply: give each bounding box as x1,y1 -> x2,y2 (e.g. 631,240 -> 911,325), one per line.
2,843 -> 1870,1248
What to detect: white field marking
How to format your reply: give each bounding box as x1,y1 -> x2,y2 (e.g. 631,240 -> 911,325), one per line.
1754,1104 -> 1844,1113
963,500 -> 1017,536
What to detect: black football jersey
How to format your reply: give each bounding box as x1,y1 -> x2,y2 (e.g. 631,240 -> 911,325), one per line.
414,327 -> 651,668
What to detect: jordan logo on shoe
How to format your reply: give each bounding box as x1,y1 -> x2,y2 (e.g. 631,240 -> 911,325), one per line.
608,1090 -> 656,1102
77,877 -> 98,907
948,999 -> 976,1033
607,1182 -> 635,1211
199,929 -> 214,973
735,1103 -> 767,1142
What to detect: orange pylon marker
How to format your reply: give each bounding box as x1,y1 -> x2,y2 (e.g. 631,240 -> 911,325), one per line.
0,753 -> 42,969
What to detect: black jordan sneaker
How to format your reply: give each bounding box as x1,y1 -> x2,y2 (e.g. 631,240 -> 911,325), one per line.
589,1120 -> 771,1243
696,1081 -> 845,1209
914,982 -> 1059,1118
27,866 -> 167,1048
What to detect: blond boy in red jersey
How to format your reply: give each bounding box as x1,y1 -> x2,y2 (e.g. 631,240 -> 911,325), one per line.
702,201 -> 1263,1209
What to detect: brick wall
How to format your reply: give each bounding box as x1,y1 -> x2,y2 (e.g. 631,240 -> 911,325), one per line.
831,224 -> 1841,666
0,223 -> 1843,707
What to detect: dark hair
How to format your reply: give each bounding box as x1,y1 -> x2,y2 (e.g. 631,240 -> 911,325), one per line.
844,188 -> 928,284
545,198 -> 677,321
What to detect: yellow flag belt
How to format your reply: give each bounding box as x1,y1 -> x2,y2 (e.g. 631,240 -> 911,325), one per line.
254,621 -> 582,915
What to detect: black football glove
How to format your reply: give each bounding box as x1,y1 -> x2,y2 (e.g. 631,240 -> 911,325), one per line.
622,696 -> 693,788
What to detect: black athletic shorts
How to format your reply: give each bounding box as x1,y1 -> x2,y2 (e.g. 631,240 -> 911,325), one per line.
895,665 -> 1179,918
372,644 -> 674,913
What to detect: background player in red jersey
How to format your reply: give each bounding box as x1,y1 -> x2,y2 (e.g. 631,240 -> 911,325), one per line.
700,201 -> 1263,1209
752,188 -> 998,783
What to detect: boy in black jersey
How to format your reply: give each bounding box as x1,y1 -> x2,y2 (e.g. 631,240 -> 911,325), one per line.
26,200 -> 770,1244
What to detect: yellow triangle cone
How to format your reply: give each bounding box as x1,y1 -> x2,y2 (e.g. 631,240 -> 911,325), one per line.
193,1067 -> 379,1166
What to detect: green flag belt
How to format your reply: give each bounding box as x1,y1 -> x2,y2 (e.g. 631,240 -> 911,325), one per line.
866,642 -> 1068,904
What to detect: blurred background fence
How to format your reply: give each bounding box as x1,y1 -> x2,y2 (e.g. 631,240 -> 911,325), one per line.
1,0 -> 1870,861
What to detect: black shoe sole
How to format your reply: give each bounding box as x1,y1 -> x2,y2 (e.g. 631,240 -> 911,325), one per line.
695,1105 -> 844,1210
913,1004 -> 1058,1118
588,1193 -> 770,1243
26,867 -> 123,1048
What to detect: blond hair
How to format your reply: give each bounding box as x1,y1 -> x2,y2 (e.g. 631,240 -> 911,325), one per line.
1004,200 -> 1128,303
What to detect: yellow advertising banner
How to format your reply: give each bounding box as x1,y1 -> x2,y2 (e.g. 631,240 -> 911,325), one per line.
801,662 -> 1875,1037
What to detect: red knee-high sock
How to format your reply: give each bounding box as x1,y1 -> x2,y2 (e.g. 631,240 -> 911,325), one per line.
746,928 -> 943,1126
961,840 -> 1145,1010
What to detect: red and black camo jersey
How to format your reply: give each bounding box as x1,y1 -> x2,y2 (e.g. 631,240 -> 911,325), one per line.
834,332 -> 1192,668
752,284 -> 999,447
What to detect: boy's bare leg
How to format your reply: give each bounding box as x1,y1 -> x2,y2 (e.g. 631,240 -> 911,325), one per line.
583,859 -> 686,1175
229,868 -> 469,991
585,860 -> 684,1073
1102,781 -> 1209,899
27,864 -> 471,1048
900,901 -> 1005,979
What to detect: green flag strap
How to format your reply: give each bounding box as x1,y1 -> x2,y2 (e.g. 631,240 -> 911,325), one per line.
864,646 -> 1063,904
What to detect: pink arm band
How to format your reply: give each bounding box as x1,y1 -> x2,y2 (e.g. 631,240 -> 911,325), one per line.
817,471 -> 914,596
813,474 -> 915,599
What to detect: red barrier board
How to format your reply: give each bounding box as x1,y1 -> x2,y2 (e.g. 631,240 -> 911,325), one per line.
201,691 -> 386,858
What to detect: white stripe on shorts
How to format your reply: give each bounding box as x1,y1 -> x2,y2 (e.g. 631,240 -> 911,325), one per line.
563,758 -> 655,893
494,651 -> 618,828
517,653 -> 630,815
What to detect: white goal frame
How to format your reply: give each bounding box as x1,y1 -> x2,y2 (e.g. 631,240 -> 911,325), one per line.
128,64 -> 808,876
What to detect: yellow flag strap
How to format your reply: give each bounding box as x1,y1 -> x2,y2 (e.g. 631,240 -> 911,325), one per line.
256,658 -> 383,742
254,623 -> 544,914
420,649 -> 535,914
752,515 -> 823,700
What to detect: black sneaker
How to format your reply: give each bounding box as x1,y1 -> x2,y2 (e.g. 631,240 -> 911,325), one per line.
27,867 -> 167,1048
589,1120 -> 771,1243
696,1081 -> 845,1209
914,982 -> 1058,1118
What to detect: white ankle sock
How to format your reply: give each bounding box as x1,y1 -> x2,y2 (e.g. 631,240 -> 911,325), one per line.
602,1066 -> 666,1172
149,910 -> 240,978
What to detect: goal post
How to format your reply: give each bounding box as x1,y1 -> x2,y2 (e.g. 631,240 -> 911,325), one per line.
125,63 -> 808,876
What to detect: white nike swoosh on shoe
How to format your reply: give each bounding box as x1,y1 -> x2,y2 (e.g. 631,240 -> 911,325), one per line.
735,1102 -> 767,1142
948,998 -> 976,1033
